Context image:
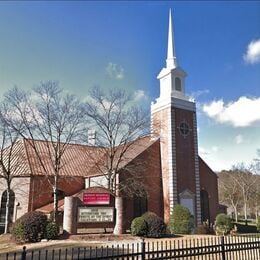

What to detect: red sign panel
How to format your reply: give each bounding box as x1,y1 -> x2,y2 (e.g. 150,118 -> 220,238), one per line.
83,193 -> 110,205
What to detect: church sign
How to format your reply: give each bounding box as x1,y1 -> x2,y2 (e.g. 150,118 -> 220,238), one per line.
78,207 -> 114,223
83,193 -> 110,205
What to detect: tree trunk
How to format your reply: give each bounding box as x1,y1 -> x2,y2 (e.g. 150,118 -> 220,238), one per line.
53,175 -> 58,223
113,196 -> 123,235
234,206 -> 238,223
4,188 -> 10,234
244,201 -> 248,222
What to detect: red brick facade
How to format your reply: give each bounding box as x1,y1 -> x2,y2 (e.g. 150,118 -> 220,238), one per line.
28,176 -> 84,211
199,158 -> 219,224
174,108 -> 196,197
120,140 -> 164,230
151,104 -> 219,225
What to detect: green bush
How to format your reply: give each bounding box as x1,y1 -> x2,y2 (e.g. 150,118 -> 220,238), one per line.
215,213 -> 232,235
131,217 -> 147,236
257,217 -> 260,232
141,212 -> 166,238
168,204 -> 194,234
12,211 -> 48,242
46,221 -> 60,240
12,222 -> 24,242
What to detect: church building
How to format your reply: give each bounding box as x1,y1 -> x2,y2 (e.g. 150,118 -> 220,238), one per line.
0,10 -> 220,233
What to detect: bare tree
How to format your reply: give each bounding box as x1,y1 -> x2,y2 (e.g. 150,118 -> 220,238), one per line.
249,175 -> 260,221
230,164 -> 256,222
0,101 -> 26,233
3,82 -> 86,222
249,153 -> 260,220
218,170 -> 242,222
84,87 -> 151,234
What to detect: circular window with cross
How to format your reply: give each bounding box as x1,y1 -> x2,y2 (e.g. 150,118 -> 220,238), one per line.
178,121 -> 192,138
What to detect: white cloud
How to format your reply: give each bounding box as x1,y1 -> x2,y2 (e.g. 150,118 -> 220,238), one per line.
203,100 -> 224,117
199,145 -> 218,155
106,62 -> 124,80
190,89 -> 210,100
202,96 -> 260,127
198,146 -> 210,156
199,146 -> 232,172
243,39 -> 260,64
211,146 -> 219,152
134,90 -> 147,102
235,134 -> 244,144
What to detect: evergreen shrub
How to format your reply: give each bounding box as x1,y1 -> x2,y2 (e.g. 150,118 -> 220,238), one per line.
168,204 -> 194,234
131,217 -> 147,236
12,222 -> 24,242
215,213 -> 232,235
12,211 -> 48,242
141,212 -> 166,238
46,221 -> 60,240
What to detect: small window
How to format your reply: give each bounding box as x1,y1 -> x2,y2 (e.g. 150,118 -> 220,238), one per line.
0,190 -> 15,225
175,77 -> 182,91
178,122 -> 191,138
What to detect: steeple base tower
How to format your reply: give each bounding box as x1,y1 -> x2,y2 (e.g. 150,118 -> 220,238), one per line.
151,9 -> 201,225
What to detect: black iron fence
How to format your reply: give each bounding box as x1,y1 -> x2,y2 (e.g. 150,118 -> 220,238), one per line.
1,235 -> 260,260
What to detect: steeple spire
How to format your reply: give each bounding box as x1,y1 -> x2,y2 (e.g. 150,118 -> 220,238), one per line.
166,9 -> 177,69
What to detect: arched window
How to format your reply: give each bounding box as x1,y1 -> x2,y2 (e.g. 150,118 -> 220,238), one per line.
0,190 -> 15,225
133,193 -> 148,218
175,77 -> 182,91
200,190 -> 210,224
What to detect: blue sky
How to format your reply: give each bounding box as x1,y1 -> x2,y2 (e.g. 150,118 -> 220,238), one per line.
0,1 -> 260,171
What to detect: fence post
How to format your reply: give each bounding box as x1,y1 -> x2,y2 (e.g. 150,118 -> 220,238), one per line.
21,246 -> 26,260
141,238 -> 146,260
220,236 -> 226,260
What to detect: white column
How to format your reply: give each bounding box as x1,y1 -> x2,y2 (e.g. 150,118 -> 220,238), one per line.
63,196 -> 76,234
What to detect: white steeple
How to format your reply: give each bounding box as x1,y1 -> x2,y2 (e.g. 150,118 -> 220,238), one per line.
155,9 -> 190,105
166,9 -> 177,69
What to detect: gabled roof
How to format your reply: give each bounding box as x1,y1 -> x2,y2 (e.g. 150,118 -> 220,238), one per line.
1,136 -> 158,178
87,135 -> 159,177
24,139 -> 103,177
0,139 -> 31,177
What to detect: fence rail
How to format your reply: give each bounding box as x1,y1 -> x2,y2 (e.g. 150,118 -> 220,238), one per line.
1,235 -> 260,260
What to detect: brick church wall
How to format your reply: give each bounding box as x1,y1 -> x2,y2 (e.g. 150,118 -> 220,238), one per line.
120,140 -> 163,230
174,108 -> 196,196
199,157 -> 219,223
151,108 -> 172,222
28,176 -> 85,211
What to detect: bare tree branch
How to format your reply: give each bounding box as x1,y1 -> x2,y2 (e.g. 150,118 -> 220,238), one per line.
2,82 -> 87,222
